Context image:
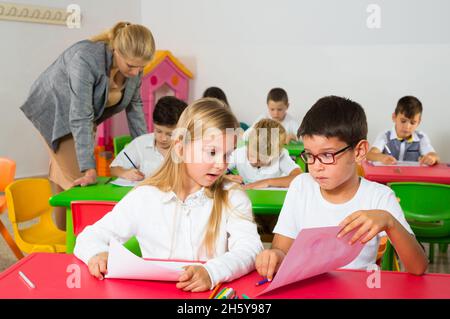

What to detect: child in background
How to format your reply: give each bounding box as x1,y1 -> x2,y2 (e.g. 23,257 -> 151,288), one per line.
74,98 -> 263,292
227,119 -> 302,189
367,96 -> 440,165
256,96 -> 427,280
245,88 -> 299,144
110,96 -> 187,181
203,86 -> 231,110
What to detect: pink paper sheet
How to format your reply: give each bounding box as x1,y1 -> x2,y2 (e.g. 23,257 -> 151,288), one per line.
258,226 -> 364,295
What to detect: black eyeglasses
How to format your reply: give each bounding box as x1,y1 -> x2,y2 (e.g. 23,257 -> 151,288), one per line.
300,145 -> 353,165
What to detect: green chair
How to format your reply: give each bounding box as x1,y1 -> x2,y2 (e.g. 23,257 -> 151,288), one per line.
380,240 -> 400,271
113,135 -> 132,157
239,122 -> 250,131
388,182 -> 450,263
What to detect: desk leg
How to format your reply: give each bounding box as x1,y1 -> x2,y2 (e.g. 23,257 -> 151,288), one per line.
66,208 -> 75,254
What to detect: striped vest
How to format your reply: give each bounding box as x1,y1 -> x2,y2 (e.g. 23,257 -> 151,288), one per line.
383,131 -> 422,161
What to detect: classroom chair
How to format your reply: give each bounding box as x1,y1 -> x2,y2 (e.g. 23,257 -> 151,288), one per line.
113,135 -> 132,157
379,238 -> 401,271
5,178 -> 66,253
388,182 -> 450,263
71,200 -> 142,256
0,158 -> 24,259
239,122 -> 249,131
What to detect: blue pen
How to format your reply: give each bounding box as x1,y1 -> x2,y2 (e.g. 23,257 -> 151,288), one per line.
123,152 -> 138,169
255,278 -> 269,286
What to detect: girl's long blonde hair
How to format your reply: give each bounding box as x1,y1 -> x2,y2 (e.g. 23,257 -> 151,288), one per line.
91,21 -> 155,61
141,98 -> 240,257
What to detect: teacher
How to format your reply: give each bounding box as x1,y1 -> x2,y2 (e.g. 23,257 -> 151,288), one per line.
20,21 -> 155,228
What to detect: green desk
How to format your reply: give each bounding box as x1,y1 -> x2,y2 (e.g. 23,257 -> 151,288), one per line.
49,178 -> 287,253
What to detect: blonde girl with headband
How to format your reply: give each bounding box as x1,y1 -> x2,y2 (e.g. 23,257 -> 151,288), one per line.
74,98 -> 263,292
20,22 -> 155,229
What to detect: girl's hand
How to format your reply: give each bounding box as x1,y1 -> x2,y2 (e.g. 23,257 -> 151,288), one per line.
255,248 -> 286,281
122,168 -> 145,181
73,168 -> 97,187
337,210 -> 395,245
176,265 -> 212,292
87,252 -> 109,280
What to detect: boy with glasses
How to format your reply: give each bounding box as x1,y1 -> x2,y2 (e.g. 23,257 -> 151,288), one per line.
255,96 -> 427,280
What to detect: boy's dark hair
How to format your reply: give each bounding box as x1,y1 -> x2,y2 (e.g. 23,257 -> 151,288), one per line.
298,95 -> 367,147
395,96 -> 422,119
267,88 -> 288,104
202,87 -> 229,107
153,96 -> 188,126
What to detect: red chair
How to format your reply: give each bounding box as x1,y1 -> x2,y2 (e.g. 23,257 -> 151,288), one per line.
71,201 -> 117,236
0,157 -> 24,259
71,201 -> 141,256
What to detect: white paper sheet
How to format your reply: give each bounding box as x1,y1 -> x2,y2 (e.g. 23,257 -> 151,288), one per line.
110,178 -> 139,187
251,187 -> 289,191
105,238 -> 202,281
370,161 -> 422,167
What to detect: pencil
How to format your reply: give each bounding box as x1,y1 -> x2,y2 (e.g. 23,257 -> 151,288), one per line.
208,283 -> 222,299
19,271 -> 35,289
384,145 -> 392,155
123,152 -> 138,169
255,278 -> 269,286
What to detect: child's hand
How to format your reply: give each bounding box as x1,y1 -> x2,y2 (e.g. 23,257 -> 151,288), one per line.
255,248 -> 286,281
244,180 -> 270,190
176,265 -> 212,292
73,168 -> 97,187
122,168 -> 145,181
381,155 -> 397,165
226,174 -> 244,184
337,210 -> 395,245
87,252 -> 109,280
419,154 -> 439,166
285,134 -> 298,144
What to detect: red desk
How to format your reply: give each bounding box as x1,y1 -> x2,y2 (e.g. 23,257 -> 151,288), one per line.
1,253 -> 450,299
362,161 -> 450,184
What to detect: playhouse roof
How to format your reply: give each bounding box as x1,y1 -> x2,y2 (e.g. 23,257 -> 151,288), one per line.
143,50 -> 193,78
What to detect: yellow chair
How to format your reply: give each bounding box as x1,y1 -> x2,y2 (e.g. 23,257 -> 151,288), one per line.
5,178 -> 66,253
0,157 -> 24,259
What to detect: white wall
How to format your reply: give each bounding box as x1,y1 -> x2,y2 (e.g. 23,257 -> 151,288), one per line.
141,0 -> 450,162
2,0 -> 450,178
0,0 -> 141,178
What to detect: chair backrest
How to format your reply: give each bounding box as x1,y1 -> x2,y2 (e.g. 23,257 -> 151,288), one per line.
71,200 -> 142,256
239,122 -> 249,131
0,157 -> 16,192
113,135 -> 132,157
5,178 -> 52,223
71,201 -> 116,235
388,182 -> 450,237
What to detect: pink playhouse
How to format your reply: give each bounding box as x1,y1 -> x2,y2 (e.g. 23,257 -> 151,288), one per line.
97,50 -> 194,150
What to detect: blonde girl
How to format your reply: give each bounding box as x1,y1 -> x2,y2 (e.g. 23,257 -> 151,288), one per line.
74,98 -> 263,292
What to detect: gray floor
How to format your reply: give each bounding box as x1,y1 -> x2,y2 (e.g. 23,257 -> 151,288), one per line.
1,209 -> 449,274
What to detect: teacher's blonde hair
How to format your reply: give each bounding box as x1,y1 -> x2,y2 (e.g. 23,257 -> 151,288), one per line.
91,21 -> 155,61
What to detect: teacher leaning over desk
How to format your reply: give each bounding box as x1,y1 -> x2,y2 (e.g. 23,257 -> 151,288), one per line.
20,21 -> 155,229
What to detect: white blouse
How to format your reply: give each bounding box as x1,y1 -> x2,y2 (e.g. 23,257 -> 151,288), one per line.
74,184 -> 263,288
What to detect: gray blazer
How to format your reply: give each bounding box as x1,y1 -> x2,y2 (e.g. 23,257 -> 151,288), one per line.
20,40 -> 148,172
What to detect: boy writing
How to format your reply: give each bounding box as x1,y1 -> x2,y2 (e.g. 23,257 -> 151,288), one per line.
367,96 -> 439,165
